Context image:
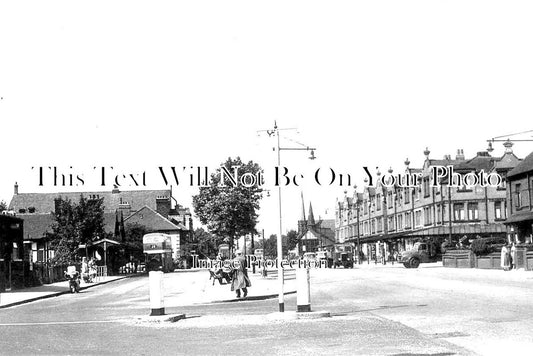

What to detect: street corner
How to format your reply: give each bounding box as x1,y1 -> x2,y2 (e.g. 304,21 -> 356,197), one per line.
266,310 -> 331,321
130,313 -> 187,326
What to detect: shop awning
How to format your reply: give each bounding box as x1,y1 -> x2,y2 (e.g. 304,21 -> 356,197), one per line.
504,211 -> 533,224
403,223 -> 506,237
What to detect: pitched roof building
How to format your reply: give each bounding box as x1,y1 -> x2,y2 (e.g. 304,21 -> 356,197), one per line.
297,199 -> 336,255
7,184 -> 191,263
505,149 -> 533,244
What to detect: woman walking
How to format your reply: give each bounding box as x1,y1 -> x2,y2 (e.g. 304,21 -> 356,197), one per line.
231,251 -> 251,298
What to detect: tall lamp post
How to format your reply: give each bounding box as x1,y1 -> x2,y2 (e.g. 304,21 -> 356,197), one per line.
258,121 -> 316,313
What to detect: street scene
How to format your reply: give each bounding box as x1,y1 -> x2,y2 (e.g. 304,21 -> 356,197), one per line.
1,264 -> 532,355
2,1 -> 533,355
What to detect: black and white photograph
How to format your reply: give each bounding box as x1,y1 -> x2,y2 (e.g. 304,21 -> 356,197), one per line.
1,1 -> 533,355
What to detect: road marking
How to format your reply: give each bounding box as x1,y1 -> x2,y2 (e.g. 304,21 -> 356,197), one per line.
0,320 -> 122,326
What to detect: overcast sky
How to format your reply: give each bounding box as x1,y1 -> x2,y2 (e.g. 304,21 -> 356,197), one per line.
1,1 -> 532,239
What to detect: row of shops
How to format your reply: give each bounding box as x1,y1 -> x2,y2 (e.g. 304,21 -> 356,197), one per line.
336,143 -> 533,269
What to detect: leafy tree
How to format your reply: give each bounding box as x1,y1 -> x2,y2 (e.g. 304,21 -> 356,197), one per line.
260,234 -> 278,259
0,200 -> 7,212
193,227 -> 221,258
192,157 -> 263,255
284,230 -> 299,256
122,222 -> 147,264
76,195 -> 106,245
49,195 -> 106,265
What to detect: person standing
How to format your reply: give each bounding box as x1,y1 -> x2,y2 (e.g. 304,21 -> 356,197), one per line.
501,244 -> 510,271
510,243 -> 517,270
81,257 -> 89,282
231,251 -> 251,298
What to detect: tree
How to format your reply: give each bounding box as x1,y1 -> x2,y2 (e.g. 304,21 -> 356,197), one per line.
284,230 -> 300,256
261,234 -> 278,259
0,200 -> 7,212
49,195 -> 106,265
122,222 -> 147,264
192,157 -> 263,255
76,195 -> 106,245
193,227 -> 222,258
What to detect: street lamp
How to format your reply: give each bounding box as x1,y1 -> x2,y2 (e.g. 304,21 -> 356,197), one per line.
258,121 -> 317,313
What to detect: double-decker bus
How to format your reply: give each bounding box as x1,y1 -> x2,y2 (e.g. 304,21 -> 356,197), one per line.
143,233 -> 174,272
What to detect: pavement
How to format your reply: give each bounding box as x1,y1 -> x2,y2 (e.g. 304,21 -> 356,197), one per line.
0,275 -> 128,309
0,268 -> 297,309
160,268 -> 297,307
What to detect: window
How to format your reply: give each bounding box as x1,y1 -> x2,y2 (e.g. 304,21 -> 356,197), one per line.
376,194 -> 381,211
363,200 -> 368,215
415,210 -> 422,226
405,212 -> 412,228
423,177 -> 430,198
424,206 -> 432,225
371,219 -> 376,234
388,216 -> 395,231
388,191 -> 393,208
457,174 -> 473,192
415,187 -> 420,201
397,214 -> 403,230
436,204 -> 442,224
377,217 -> 383,232
404,188 -> 410,204
515,184 -> 522,208
497,177 -> 507,190
453,203 -> 465,221
494,201 -> 502,219
467,203 -> 479,220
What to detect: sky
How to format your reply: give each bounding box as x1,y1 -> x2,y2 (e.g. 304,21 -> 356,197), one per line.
1,1 -> 532,239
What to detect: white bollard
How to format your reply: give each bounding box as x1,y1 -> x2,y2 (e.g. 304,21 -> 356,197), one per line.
149,271 -> 165,316
296,267 -> 311,312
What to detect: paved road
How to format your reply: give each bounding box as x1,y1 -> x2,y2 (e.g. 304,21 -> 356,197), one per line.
1,265 -> 531,355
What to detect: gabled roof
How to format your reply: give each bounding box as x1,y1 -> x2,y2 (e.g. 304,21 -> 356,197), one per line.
19,211 -> 124,241
427,159 -> 461,167
493,152 -> 521,171
454,152 -> 495,172
18,213 -> 54,241
9,189 -> 170,214
318,219 -> 335,232
124,205 -> 186,232
508,151 -> 533,178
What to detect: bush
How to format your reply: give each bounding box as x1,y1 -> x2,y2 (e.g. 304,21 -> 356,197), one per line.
470,238 -> 489,256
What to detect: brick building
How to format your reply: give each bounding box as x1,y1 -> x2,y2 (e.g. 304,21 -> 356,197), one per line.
505,150 -> 533,243
7,185 -> 192,270
335,143 -> 521,262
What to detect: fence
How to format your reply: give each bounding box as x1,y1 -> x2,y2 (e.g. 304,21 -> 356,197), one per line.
442,250 -> 475,268
94,266 -> 107,282
444,247 -> 533,270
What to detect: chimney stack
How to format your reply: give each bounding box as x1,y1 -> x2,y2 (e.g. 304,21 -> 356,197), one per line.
456,149 -> 465,161
14,182 -> 19,195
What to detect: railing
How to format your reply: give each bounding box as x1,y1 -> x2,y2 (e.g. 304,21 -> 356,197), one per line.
95,266 -> 107,281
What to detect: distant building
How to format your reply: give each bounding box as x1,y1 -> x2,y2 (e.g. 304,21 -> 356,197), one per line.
335,143 -> 521,262
505,149 -> 533,243
297,196 -> 335,255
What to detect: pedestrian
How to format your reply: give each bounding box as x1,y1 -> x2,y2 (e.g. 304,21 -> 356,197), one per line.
501,244 -> 511,271
510,242 -> 517,270
81,257 -> 89,282
88,257 -> 97,281
231,251 -> 251,298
